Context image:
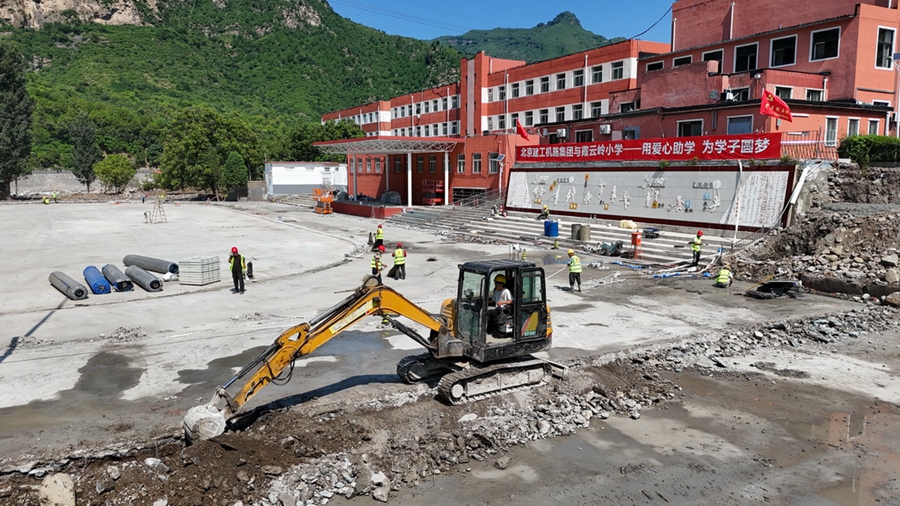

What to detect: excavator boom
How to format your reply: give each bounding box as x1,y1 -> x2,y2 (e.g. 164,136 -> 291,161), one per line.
184,277 -> 446,442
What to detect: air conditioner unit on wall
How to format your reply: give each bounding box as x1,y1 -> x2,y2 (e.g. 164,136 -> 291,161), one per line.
556,128 -> 568,138
599,124 -> 612,134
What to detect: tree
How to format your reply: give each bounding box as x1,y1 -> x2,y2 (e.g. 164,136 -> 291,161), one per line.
93,154 -> 136,194
158,107 -> 259,194
0,43 -> 35,199
69,112 -> 103,192
222,150 -> 248,192
279,119 -> 364,162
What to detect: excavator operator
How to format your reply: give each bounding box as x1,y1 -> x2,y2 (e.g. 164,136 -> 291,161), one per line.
488,274 -> 513,336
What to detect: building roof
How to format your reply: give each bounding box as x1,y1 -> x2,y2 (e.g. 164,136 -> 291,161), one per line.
315,136 -> 460,155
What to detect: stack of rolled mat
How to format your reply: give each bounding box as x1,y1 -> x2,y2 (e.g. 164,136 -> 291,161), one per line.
123,254 -> 179,275
102,264 -> 133,292
49,271 -> 88,300
82,266 -> 111,294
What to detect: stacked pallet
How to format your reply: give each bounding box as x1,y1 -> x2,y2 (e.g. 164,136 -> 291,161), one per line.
179,256 -> 221,286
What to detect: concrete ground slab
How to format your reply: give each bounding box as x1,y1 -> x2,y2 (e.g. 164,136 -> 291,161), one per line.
0,201 -> 859,461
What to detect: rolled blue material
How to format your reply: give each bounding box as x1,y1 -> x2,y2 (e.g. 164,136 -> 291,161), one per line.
83,265 -> 111,294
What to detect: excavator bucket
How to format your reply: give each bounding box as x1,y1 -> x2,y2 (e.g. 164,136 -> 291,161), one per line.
183,399 -> 228,444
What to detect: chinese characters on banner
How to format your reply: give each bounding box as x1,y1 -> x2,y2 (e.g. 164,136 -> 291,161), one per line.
517,133 -> 782,163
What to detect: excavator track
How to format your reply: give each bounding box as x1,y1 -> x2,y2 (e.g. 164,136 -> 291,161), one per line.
437,357 -> 559,405
396,353 -> 432,384
396,353 -> 456,384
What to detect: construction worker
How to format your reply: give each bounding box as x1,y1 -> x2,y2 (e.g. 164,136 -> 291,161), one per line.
488,274 -> 513,336
52,191 -> 58,203
689,230 -> 703,268
371,245 -> 386,284
229,246 -> 247,294
390,243 -> 407,280
713,265 -> 734,288
372,224 -> 384,251
552,239 -> 559,250
567,249 -> 582,292
536,205 -> 550,220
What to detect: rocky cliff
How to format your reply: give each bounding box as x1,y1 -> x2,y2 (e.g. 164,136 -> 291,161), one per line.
0,0 -> 323,31
0,0 -> 154,29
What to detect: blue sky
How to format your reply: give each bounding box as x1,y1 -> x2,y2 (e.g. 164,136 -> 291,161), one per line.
328,0 -> 674,43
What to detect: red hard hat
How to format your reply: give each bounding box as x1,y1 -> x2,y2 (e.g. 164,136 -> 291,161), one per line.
378,224 -> 383,228
378,245 -> 385,252
397,243 -> 402,248
231,246 -> 238,254
697,230 -> 703,236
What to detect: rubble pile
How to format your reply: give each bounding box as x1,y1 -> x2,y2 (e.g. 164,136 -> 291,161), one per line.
728,166 -> 900,295
735,209 -> 900,292
102,327 -> 146,341
827,166 -> 900,205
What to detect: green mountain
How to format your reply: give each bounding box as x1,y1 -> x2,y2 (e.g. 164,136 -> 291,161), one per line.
2,3 -> 620,171
433,12 -> 624,63
5,0 -> 462,168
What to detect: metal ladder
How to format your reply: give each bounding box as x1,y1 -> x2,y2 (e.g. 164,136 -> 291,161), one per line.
151,197 -> 167,224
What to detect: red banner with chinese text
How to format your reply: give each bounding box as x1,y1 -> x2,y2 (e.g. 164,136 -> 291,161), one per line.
516,133 -> 782,163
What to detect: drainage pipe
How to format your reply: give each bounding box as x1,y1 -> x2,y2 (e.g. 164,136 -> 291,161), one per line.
123,254 -> 179,274
126,265 -> 163,292
102,264 -> 134,291
49,271 -> 88,300
82,265 -> 111,294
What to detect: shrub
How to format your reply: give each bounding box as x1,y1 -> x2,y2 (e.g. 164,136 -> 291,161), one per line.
837,135 -> 900,170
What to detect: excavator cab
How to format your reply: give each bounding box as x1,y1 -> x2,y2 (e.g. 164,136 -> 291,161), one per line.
454,260 -> 552,363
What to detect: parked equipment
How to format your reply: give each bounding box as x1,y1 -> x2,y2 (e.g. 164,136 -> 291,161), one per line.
184,259 -> 565,443
312,188 -> 334,215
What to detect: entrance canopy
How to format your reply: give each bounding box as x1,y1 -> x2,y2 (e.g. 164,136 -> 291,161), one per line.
314,136 -> 461,206
314,136 -> 459,155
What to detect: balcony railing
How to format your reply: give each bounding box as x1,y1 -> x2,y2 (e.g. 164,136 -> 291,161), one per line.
780,130 -> 838,161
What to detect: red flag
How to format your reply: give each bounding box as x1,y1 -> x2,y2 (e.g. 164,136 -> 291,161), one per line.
760,88 -> 792,122
515,118 -> 529,140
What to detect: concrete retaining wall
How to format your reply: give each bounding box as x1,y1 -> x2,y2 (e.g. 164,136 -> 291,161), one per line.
13,170 -> 153,196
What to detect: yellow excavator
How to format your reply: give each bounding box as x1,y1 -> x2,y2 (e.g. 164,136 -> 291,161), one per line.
184,259 -> 566,442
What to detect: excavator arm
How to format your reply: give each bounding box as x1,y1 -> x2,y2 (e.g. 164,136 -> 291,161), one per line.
183,277 -> 447,442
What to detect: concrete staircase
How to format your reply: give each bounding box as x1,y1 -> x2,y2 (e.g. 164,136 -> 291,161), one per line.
393,205 -> 737,266
277,194 -> 317,209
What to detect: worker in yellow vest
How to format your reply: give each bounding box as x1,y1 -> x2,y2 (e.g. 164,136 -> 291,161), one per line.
713,265 -> 733,288
372,223 -> 384,251
390,243 -> 407,280
567,249 -> 582,292
371,245 -> 385,284
689,230 -> 703,267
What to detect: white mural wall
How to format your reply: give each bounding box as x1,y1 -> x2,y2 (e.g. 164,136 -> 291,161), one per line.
506,167 -> 791,229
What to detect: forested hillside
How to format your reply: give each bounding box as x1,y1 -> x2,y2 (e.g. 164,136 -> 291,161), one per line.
5,0 -> 461,170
